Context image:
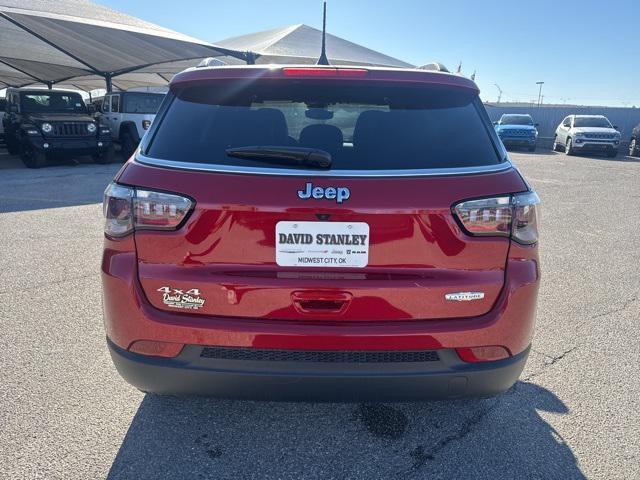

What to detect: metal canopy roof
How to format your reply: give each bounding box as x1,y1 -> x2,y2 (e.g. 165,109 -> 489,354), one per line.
0,0 -> 244,90
216,24 -> 414,68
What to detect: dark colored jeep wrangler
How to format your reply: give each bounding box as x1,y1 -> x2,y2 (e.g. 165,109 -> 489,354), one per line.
2,88 -> 113,168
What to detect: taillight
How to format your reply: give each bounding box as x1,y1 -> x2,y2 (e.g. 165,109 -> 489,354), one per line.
454,196 -> 512,236
103,183 -> 133,236
133,188 -> 193,229
103,183 -> 193,237
453,191 -> 540,245
511,191 -> 540,244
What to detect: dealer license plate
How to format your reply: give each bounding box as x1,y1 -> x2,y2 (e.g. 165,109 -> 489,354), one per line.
276,221 -> 369,268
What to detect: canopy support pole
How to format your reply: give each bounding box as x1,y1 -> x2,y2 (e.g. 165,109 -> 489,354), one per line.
244,51 -> 256,65
105,73 -> 113,93
46,81 -> 53,90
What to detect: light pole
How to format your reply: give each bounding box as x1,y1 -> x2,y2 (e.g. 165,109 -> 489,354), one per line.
536,81 -> 544,107
494,84 -> 502,104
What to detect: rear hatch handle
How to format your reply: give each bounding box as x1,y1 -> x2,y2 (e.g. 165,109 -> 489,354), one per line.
291,291 -> 352,315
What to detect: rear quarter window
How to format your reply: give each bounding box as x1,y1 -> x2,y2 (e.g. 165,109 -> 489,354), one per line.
146,80 -> 502,171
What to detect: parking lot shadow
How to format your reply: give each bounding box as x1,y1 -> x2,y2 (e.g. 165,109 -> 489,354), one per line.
107,382 -> 585,480
0,161 -> 122,213
583,154 -> 640,163
549,150 -> 640,163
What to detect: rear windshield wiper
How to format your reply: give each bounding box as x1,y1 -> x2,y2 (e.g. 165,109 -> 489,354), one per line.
225,146 -> 332,169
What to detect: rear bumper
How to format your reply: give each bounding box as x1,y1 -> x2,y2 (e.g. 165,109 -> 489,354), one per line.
108,338 -> 530,401
102,238 -> 539,400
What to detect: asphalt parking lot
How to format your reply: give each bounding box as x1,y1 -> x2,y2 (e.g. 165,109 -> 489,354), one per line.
0,147 -> 638,480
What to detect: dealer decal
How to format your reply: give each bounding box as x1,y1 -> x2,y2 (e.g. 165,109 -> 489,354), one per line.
157,286 -> 206,310
276,221 -> 369,268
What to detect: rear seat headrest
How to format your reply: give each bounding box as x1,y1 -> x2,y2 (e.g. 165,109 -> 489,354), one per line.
299,124 -> 344,155
353,110 -> 390,147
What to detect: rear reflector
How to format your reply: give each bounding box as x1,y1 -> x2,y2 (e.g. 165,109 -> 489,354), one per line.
282,67 -> 368,77
103,182 -> 193,237
456,346 -> 510,363
129,340 -> 184,358
453,191 -> 540,245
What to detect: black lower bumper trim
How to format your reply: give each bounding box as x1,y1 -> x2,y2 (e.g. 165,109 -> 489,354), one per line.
107,339 -> 530,402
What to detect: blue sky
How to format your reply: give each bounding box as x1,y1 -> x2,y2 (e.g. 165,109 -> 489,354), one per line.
101,0 -> 639,107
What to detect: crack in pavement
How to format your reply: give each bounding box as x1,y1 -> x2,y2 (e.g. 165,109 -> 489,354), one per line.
524,347 -> 578,382
531,346 -> 579,367
525,296 -> 637,380
590,296 -> 637,320
403,398 -> 501,474
403,342 -> 582,476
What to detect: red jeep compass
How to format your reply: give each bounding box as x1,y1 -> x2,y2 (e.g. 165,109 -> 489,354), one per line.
101,65 -> 540,401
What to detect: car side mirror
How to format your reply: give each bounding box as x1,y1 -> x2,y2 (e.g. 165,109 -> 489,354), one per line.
613,125 -> 619,130
534,123 -> 539,127
87,104 -> 96,114
492,121 -> 498,125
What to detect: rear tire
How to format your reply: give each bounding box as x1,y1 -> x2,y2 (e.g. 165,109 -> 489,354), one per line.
629,138 -> 638,157
565,138 -> 574,156
20,143 -> 47,168
120,132 -> 136,160
607,149 -> 618,158
528,145 -> 536,152
92,145 -> 114,164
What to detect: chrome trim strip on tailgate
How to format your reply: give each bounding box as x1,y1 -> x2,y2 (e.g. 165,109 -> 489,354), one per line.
134,153 -> 513,177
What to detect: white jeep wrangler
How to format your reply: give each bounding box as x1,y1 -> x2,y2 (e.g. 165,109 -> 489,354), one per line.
100,92 -> 165,159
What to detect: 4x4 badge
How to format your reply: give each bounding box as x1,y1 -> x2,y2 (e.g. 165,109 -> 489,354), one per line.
298,182 -> 350,204
157,286 -> 206,310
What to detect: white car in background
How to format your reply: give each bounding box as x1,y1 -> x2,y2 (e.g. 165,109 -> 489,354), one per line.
100,91 -> 165,159
553,115 -> 621,157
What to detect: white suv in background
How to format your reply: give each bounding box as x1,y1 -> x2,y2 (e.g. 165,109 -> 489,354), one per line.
100,91 -> 165,159
553,115 -> 621,157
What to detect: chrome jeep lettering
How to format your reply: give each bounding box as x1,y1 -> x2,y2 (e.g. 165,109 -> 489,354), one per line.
297,182 -> 350,203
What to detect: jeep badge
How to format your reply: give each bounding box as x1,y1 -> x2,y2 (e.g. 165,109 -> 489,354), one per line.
297,182 -> 350,204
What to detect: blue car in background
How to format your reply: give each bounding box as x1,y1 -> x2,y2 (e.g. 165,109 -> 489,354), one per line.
494,114 -> 538,151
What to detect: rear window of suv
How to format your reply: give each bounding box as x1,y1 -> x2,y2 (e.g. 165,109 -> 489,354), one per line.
123,93 -> 164,114
146,81 -> 502,171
